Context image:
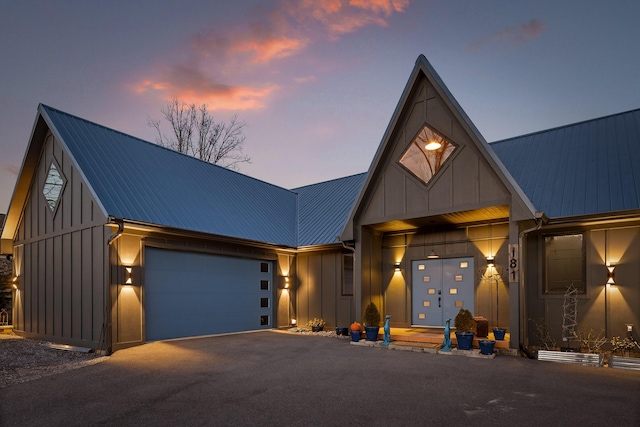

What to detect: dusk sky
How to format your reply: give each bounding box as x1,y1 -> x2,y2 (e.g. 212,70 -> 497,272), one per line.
1,0 -> 639,214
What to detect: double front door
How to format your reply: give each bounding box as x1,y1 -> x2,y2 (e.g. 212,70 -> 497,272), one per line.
411,257 -> 474,327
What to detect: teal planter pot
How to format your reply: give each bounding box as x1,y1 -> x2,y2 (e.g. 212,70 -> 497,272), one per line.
455,332 -> 475,350
479,339 -> 496,355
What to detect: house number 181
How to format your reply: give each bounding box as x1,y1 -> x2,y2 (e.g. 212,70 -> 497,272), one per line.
508,244 -> 519,283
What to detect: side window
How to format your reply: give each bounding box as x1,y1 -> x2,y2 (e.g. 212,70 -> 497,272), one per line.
544,234 -> 585,293
342,254 -> 354,296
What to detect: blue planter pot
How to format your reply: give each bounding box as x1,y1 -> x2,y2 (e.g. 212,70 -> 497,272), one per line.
336,327 -> 349,336
493,328 -> 506,341
479,340 -> 496,355
350,330 -> 362,342
311,326 -> 324,332
364,326 -> 380,342
455,332 -> 475,350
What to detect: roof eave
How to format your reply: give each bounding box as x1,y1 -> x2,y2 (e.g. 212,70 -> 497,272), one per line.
1,109 -> 49,246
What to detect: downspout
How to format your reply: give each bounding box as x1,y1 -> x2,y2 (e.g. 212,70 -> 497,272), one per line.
518,212 -> 545,358
103,217 -> 124,355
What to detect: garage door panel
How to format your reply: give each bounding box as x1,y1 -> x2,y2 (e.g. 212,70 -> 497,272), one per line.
145,248 -> 272,341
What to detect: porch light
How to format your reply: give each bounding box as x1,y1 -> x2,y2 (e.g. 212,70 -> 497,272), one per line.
125,267 -> 133,285
427,250 -> 439,259
291,319 -> 297,326
425,140 -> 442,151
284,276 -> 289,289
394,262 -> 401,271
606,266 -> 615,285
486,257 -> 494,267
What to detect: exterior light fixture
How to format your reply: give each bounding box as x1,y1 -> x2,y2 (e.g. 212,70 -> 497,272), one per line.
606,266 -> 615,285
427,250 -> 439,259
394,262 -> 401,271
125,267 -> 133,285
486,257 -> 494,267
425,140 -> 442,151
291,319 -> 297,326
13,283 -> 18,290
12,276 -> 18,290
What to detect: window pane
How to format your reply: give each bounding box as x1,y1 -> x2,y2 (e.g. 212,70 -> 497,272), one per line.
545,234 -> 584,293
43,162 -> 65,213
399,125 -> 457,185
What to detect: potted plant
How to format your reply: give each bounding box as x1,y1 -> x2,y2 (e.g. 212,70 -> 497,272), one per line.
349,322 -> 362,342
307,318 -> 326,332
493,327 -> 507,341
454,308 -> 476,350
363,302 -> 381,341
478,339 -> 496,355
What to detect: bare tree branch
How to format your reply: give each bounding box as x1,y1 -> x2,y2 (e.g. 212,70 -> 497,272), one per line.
148,98 -> 250,169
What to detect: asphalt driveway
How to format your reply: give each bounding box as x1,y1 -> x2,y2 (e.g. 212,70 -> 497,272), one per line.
1,331 -> 638,426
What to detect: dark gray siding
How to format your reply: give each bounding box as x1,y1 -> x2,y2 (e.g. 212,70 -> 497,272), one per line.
13,132 -> 108,348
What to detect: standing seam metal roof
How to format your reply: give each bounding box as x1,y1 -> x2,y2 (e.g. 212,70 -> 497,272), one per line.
293,173 -> 367,247
491,108 -> 640,218
42,105 -> 299,246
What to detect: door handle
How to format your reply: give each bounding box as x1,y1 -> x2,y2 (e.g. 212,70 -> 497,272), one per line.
438,297 -> 441,308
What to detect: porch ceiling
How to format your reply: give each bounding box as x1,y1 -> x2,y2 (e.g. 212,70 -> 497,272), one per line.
367,205 -> 510,232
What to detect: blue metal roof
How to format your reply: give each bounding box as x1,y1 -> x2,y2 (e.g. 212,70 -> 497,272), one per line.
491,108 -> 640,218
41,105 -> 299,246
293,173 -> 367,246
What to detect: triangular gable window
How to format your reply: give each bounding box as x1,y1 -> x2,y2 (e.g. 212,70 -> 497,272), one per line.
399,125 -> 457,185
43,160 -> 66,214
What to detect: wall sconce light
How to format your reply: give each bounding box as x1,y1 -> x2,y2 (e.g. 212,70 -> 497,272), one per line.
125,267 -> 133,285
427,250 -> 438,259
291,319 -> 297,327
606,266 -> 615,285
284,276 -> 290,289
486,257 -> 494,267
394,262 -> 401,271
12,276 -> 18,290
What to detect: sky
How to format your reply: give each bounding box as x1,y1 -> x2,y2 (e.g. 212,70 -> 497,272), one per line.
1,0 -> 639,214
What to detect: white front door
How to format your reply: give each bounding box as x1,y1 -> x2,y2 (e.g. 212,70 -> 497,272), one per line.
412,257 -> 474,326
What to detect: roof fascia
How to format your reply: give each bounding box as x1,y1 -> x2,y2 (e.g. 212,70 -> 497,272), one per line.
340,57 -> 425,241
1,108 -> 50,246
110,218 -> 299,253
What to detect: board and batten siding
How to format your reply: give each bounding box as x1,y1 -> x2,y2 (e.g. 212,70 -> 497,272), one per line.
359,76 -> 511,226
12,132 -> 109,348
296,251 -> 354,329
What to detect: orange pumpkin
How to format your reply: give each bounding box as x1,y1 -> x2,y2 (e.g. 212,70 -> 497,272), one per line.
350,322 -> 362,331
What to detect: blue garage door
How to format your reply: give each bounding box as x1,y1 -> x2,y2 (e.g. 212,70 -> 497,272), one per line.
145,247 -> 273,341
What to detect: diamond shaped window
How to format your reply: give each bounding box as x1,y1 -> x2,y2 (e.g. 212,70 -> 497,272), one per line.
43,161 -> 66,213
399,126 -> 457,185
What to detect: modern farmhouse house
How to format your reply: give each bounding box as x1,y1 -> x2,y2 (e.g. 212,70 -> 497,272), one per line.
2,55 -> 639,353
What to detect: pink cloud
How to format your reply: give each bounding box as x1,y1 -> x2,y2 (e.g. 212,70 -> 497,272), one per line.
134,66 -> 278,110
466,19 -> 547,52
132,0 -> 409,110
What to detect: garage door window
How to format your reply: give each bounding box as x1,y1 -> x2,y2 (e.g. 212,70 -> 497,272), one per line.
260,315 -> 269,325
260,262 -> 269,272
260,298 -> 270,308
260,280 -> 269,290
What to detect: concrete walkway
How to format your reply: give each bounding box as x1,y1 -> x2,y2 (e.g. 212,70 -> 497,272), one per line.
1,331 -> 638,426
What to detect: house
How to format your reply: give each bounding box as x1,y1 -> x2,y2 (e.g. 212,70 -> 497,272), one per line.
2,55 -> 639,353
